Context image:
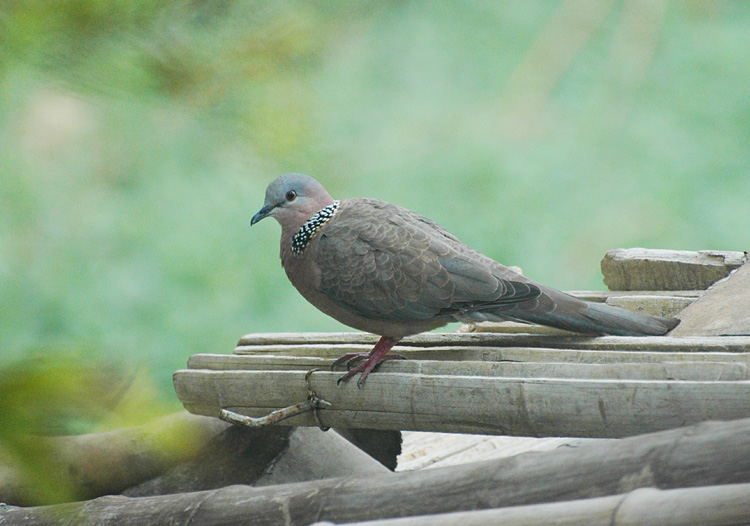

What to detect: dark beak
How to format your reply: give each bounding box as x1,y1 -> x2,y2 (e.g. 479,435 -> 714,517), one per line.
251,204 -> 275,226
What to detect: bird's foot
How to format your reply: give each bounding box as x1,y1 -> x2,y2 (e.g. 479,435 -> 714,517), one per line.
333,336 -> 402,388
331,352 -> 369,370
331,352 -> 405,371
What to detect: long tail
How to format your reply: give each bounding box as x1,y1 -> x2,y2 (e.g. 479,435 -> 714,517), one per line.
476,289 -> 680,336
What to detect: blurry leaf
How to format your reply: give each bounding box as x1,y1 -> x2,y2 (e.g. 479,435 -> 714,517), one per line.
0,348 -> 172,504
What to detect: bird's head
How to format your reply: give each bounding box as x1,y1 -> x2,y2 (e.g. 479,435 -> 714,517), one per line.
251,173 -> 335,230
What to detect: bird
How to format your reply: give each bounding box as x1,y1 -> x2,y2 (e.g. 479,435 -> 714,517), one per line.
251,174 -> 680,387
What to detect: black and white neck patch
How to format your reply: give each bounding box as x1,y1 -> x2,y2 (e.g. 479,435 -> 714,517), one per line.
291,201 -> 340,255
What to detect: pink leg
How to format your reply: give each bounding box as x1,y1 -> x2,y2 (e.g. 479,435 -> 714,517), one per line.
333,336 -> 402,388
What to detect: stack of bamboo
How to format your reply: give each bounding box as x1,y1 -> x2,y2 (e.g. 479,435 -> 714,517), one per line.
176,330 -> 750,438
5,249 -> 749,525
175,249 -> 750,440
170,248 -> 750,524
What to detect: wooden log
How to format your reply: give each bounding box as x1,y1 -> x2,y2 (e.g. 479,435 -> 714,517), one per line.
121,418 -> 291,498
0,412 -> 232,506
123,424 -> 390,500
600,248 -> 746,291
251,427 -> 390,487
0,413 -> 390,506
310,483 -> 750,526
187,353 -> 750,381
174,369 -> 750,437
5,418 -> 750,526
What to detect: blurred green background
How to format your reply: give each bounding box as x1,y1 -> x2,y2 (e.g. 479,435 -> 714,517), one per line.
2,0 -> 749,399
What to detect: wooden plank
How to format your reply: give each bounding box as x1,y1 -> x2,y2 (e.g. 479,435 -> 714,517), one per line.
9,418 -> 750,526
601,248 -> 746,291
231,342 -> 750,366
323,484 -> 750,526
672,260 -> 750,336
173,369 -> 750,437
235,332 -> 750,353
187,354 -> 750,381
567,290 -> 703,302
604,294 -> 694,318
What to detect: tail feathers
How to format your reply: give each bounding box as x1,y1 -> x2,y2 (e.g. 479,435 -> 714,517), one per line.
475,297 -> 680,336
576,300 -> 680,336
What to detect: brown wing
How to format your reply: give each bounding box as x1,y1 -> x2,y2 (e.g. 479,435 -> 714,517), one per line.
314,198 -> 542,322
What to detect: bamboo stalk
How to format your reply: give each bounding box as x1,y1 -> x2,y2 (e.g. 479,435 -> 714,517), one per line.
7,418 -> 750,526
174,369 -> 750,437
235,332 -> 750,353
231,342 -> 750,366
311,483 -> 750,526
188,353 -> 750,381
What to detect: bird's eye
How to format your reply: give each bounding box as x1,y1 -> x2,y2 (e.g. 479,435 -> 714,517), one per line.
286,190 -> 297,202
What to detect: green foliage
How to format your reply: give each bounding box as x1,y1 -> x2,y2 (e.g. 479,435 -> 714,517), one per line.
1,1 -> 749,401
0,349 -> 173,504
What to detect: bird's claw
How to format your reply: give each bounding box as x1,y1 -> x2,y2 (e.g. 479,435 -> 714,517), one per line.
332,336 -> 403,388
331,352 -> 368,371
333,353 -> 406,388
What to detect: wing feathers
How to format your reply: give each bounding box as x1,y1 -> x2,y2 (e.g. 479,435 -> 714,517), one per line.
315,199 -> 541,321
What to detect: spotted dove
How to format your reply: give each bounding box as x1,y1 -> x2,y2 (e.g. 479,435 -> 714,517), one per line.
251,174 -> 680,387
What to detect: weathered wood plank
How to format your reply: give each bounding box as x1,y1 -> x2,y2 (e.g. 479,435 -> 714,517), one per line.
188,354 -> 750,381
315,483 -> 750,526
231,343 -> 750,367
601,248 -> 746,291
604,294 -> 694,318
7,418 -> 750,526
672,260 -> 750,336
567,290 -> 703,302
173,369 -> 750,437
235,332 -> 750,352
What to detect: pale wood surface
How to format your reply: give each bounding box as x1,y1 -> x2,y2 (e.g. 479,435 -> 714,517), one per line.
396,432 -> 585,471
312,483 -> 750,526
672,261 -> 750,336
604,294 -> 694,317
